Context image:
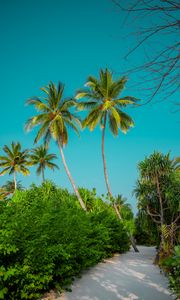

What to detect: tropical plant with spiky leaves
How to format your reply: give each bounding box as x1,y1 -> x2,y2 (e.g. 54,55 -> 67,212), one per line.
25,82 -> 86,211
138,152 -> 173,229
0,142 -> 30,190
29,145 -> 59,182
136,152 -> 179,257
76,68 -> 139,250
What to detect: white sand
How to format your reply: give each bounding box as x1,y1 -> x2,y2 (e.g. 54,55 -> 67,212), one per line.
59,246 -> 174,300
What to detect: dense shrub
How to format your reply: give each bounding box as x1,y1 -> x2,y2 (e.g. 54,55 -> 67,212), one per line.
0,182 -> 129,299
162,245 -> 180,299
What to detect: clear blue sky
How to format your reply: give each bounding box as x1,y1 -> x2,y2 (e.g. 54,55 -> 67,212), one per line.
0,0 -> 179,211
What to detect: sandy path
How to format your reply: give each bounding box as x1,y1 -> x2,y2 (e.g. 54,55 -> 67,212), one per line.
59,246 -> 174,300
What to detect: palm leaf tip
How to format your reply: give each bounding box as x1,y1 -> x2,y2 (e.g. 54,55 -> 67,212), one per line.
75,92 -> 88,100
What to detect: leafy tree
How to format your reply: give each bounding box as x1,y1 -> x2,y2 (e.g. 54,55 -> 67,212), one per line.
134,211 -> 159,246
76,68 -> 138,250
25,82 -> 86,211
138,152 -> 173,230
29,145 -> 59,182
0,142 -> 30,190
135,152 -> 180,257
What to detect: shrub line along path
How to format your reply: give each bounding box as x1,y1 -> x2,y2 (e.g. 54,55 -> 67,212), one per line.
58,246 -> 174,300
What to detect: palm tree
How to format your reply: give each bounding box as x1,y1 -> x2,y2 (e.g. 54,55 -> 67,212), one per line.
0,142 -> 30,189
29,145 -> 59,182
76,68 -> 139,251
25,82 -> 87,211
2,180 -> 24,195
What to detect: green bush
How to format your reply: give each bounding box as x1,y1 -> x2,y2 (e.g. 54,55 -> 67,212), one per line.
0,182 -> 129,299
162,245 -> 180,299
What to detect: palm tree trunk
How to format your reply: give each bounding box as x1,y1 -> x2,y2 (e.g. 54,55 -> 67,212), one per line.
102,114 -> 113,198
14,172 -> 17,190
156,175 -> 165,252
102,114 -> 139,252
156,175 -> 164,226
58,141 -> 87,211
42,168 -> 45,182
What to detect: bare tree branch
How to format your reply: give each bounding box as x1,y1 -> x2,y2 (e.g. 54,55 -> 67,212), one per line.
112,0 -> 180,103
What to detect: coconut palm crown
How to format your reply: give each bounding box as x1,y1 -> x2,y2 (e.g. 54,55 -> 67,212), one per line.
75,68 -> 138,135
0,142 -> 30,189
29,145 -> 59,181
26,82 -> 80,146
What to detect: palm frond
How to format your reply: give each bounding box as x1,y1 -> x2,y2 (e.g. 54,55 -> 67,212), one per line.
26,98 -> 51,112
34,121 -> 50,144
0,167 -> 11,176
108,113 -> 119,136
77,101 -> 97,111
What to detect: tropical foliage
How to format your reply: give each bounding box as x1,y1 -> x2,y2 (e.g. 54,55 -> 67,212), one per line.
0,73 -> 179,299
0,182 -> 129,300
162,245 -> 180,298
135,152 -> 180,258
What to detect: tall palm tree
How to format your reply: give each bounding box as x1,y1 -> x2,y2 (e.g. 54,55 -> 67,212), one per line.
0,142 -> 30,189
76,68 -> 139,251
25,82 -> 86,211
29,145 -> 59,182
76,69 -> 137,198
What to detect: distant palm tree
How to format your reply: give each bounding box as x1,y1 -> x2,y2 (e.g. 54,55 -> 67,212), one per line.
0,142 -> 30,189
2,180 -> 24,194
29,145 -> 59,182
112,194 -> 130,219
76,68 -> 139,251
25,82 -> 87,211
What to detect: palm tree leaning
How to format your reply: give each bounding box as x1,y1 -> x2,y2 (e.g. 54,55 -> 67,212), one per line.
29,145 -> 59,182
0,142 -> 30,190
76,68 -> 139,251
25,82 -> 87,211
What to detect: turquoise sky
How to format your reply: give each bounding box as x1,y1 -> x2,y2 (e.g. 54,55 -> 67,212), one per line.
0,0 -> 179,211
